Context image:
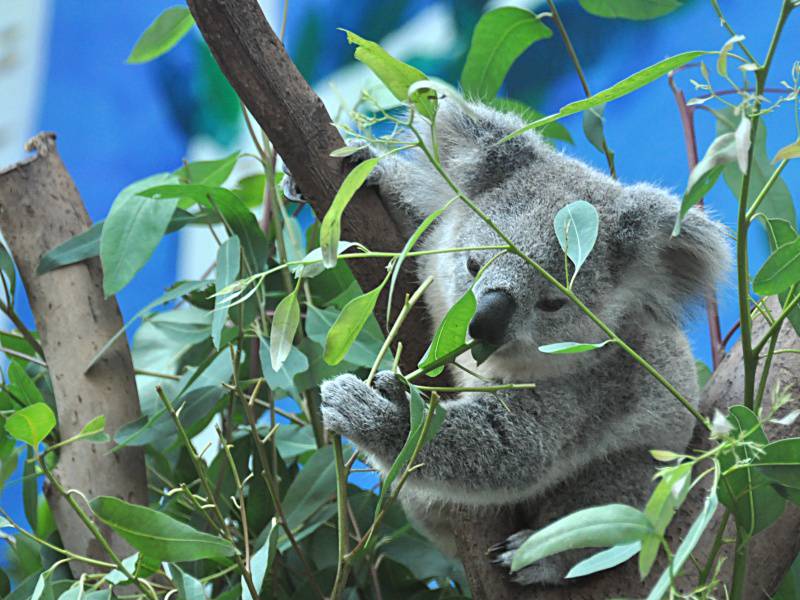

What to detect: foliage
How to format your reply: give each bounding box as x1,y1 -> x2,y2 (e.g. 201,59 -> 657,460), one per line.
2,2 -> 800,600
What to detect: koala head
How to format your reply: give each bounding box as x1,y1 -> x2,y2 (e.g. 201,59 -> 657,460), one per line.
399,100 -> 730,381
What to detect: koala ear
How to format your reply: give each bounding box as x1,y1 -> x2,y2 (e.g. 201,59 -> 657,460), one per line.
611,183 -> 730,322
417,98 -> 547,195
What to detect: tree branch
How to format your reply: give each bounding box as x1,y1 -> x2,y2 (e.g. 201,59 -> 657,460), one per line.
0,133 -> 149,575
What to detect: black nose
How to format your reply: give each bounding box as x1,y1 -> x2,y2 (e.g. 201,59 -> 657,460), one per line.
468,290 -> 516,346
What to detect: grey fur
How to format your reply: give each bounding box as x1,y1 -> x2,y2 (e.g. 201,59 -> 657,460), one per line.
317,99 -> 730,586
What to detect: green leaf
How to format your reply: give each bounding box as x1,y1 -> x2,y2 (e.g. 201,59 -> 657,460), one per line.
283,445 -> 352,531
343,29 -> 434,118
566,541 -> 641,578
165,563 -> 207,600
100,175 -> 179,296
305,305 -> 389,369
490,99 -> 573,143
460,7 -> 552,101
290,242 -> 360,279
511,504 -> 653,572
274,424 -> 317,460
259,338 -> 309,395
752,238 -> 800,296
718,405 -> 785,535
538,340 -> 612,354
270,290 -> 301,371
716,108 -> 796,227
695,360 -> 712,390
8,362 -> 44,406
175,151 -> 240,187
582,104 -> 614,163
78,415 -> 107,442
90,496 -> 234,561
772,550 -> 800,600
242,519 -> 280,600
324,284 -> 384,365
763,218 -> 800,337
554,200 -> 599,281
674,132 -> 737,235
320,158 -> 379,268
639,462 -> 692,577
212,236 -> 241,349
774,140 -> 800,163
6,403 -> 56,446
646,491 -> 718,600
0,243 -> 16,299
127,6 -> 195,64
578,0 -> 682,20
756,438 -> 800,489
500,51 -> 714,143
23,447 -> 38,534
418,290 -> 477,377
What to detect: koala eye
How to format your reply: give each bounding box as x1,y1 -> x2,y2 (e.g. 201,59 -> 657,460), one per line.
466,257 -> 481,277
536,298 -> 568,312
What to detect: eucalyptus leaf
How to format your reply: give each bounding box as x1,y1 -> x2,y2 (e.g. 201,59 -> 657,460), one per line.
270,289 -> 301,371
212,236 -> 241,349
6,403 -> 56,447
578,0 -> 682,20
774,140 -> 800,163
418,290 -> 476,377
538,340 -> 612,354
320,158 -> 379,268
756,438 -> 800,489
752,238 -> 800,296
127,6 -> 195,64
511,504 -> 653,572
553,200 -> 599,282
242,519 -> 279,600
501,51 -> 714,143
90,496 -> 235,561
460,7 -> 551,101
324,284 -> 384,365
566,541 -> 641,579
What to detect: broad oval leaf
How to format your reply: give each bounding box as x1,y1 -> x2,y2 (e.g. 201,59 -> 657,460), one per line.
553,200 -> 599,282
418,290 -> 477,377
320,158 -> 379,268
566,541 -> 641,579
89,496 -> 235,562
717,406 -> 784,537
100,175 -> 179,296
511,504 -> 653,572
127,6 -> 195,64
578,0 -> 682,20
270,290 -> 301,371
538,340 -> 612,354
324,284 -> 384,365
756,438 -> 800,489
6,403 -> 56,447
212,235 -> 241,349
753,238 -> 800,296
460,7 -> 552,101
500,51 -> 714,143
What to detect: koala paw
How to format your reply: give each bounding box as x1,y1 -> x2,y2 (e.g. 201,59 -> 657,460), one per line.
490,530 -> 573,586
320,372 -> 409,456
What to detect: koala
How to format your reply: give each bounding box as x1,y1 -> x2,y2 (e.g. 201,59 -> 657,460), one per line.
317,99 -> 729,586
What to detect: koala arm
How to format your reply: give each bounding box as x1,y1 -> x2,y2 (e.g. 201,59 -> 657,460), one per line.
321,372 -> 564,501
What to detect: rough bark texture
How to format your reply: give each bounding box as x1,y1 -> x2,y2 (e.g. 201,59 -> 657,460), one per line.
0,134 -> 148,574
186,0 -> 430,373
185,1 -> 800,597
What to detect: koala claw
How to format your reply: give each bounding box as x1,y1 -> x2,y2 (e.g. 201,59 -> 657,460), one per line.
490,529 -> 570,586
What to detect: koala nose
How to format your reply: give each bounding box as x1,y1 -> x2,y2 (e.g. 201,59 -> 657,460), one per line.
468,290 -> 516,346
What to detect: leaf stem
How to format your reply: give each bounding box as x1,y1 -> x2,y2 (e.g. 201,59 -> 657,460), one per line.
330,435 -> 351,600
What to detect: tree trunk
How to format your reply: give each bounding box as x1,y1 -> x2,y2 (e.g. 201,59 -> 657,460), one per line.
184,1 -> 800,596
0,134 -> 148,574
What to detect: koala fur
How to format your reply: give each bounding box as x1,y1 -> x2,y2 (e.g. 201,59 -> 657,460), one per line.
318,99 -> 730,586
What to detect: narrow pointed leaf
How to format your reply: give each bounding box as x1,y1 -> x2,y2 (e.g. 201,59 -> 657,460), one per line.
538,340 -> 612,354
418,290 -> 476,377
566,541 -> 641,578
212,236 -> 241,349
270,290 -> 301,371
324,284 -> 383,365
127,6 -> 195,64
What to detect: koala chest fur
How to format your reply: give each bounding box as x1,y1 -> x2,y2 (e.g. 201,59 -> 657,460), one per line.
319,99 -> 729,586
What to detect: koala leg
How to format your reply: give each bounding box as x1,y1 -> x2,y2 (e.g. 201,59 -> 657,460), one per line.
492,448 -> 656,586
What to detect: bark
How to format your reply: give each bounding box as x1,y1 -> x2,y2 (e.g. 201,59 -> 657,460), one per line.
0,134 -> 148,574
185,0 -> 800,597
